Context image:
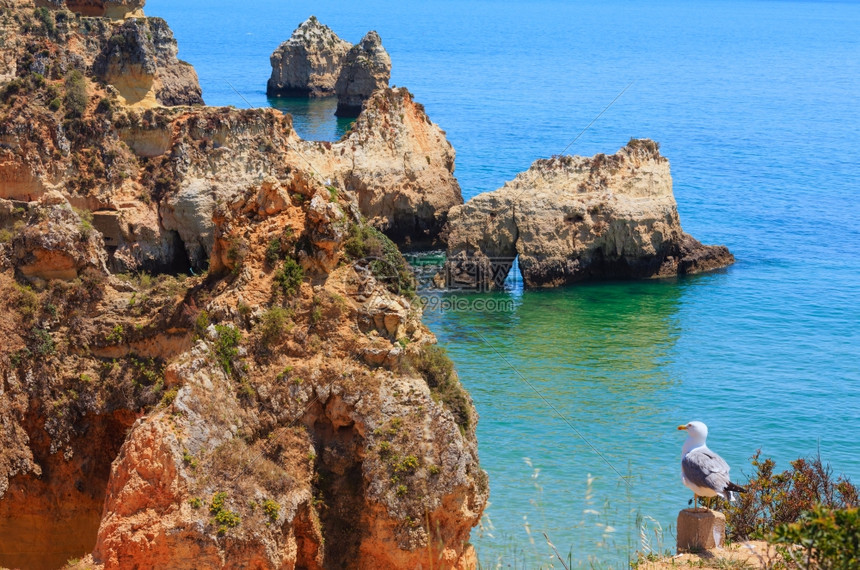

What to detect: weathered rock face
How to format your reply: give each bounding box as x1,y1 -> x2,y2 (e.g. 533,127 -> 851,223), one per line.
0,3 -> 485,569
267,16 -> 352,98
301,88 -> 464,248
91,16 -> 203,107
36,0 -> 145,19
335,31 -> 391,117
443,139 -> 734,289
21,0 -> 203,107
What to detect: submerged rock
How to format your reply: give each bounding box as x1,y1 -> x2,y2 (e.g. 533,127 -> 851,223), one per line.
267,16 -> 352,98
443,139 -> 734,289
334,31 -> 391,117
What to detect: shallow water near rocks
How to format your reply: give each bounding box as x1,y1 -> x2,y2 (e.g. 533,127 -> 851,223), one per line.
148,0 -> 860,566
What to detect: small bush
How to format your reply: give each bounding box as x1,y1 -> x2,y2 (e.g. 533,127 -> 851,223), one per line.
412,345 -> 471,431
209,491 -> 241,534
726,451 -> 858,541
262,499 -> 280,524
63,70 -> 87,118
213,325 -> 241,376
31,327 -> 55,356
194,310 -> 210,338
274,258 -> 304,298
259,306 -> 291,347
343,222 -> 415,298
265,238 -> 282,266
772,506 -> 860,568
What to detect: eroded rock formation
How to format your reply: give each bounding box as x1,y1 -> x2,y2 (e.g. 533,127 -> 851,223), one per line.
267,16 -> 352,98
36,0 -> 144,19
17,0 -> 203,107
335,31 -> 391,117
0,2 -> 484,569
443,139 -> 734,289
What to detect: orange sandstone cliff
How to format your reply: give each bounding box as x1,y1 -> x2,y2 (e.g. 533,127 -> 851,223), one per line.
0,0 -> 485,568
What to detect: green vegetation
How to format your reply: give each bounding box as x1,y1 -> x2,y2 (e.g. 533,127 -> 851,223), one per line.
343,222 -> 416,298
209,492 -> 241,534
259,306 -> 292,347
33,6 -> 55,35
725,452 -> 858,541
63,70 -> 87,118
411,345 -> 471,430
194,310 -> 210,338
189,497 -> 202,509
106,324 -> 124,344
327,185 -> 339,202
274,258 -> 304,298
213,325 -> 241,376
772,505 -> 860,568
30,327 -> 55,356
262,499 -> 280,524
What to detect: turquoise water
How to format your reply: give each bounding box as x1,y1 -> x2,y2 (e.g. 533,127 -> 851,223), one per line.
147,0 -> 860,566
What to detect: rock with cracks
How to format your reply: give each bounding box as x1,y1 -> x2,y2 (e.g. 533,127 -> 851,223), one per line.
443,139 -> 734,290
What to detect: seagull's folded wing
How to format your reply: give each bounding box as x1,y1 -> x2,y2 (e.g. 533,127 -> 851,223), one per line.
682,448 -> 732,494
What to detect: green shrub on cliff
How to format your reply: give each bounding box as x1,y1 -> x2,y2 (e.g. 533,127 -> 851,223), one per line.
274,258 -> 304,298
343,222 -> 416,298
63,70 -> 87,118
214,324 -> 241,376
772,505 -> 860,568
725,451 -> 858,541
412,345 -> 471,431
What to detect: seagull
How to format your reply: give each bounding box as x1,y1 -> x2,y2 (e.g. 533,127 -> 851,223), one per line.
678,421 -> 747,509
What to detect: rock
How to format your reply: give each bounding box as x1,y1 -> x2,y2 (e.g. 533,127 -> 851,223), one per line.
334,31 -> 391,117
267,16 -> 352,98
677,508 -> 726,552
36,0 -> 146,19
443,139 -> 734,289
11,201 -> 109,282
318,87 -> 463,247
93,17 -> 203,107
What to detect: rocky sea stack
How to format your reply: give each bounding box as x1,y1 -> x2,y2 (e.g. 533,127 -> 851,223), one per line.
334,31 -> 391,117
267,17 -> 392,119
443,139 -> 734,289
266,16 -> 352,98
0,1 -> 484,568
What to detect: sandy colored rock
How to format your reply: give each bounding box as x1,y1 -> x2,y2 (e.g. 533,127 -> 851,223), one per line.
0,7 -> 486,563
335,31 -> 391,117
443,139 -> 734,289
93,16 -> 203,107
637,540 -> 780,569
302,87 -> 463,247
267,16 -> 352,98
36,0 -> 145,19
677,508 -> 725,551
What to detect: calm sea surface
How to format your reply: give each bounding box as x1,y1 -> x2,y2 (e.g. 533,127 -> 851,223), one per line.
147,0 -> 860,566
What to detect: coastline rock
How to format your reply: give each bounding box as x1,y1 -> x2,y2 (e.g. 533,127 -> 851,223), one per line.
300,87 -> 463,247
1,6 -> 485,568
334,31 -> 391,117
267,16 -> 352,98
443,139 -> 734,289
93,16 -> 203,107
36,0 -> 146,19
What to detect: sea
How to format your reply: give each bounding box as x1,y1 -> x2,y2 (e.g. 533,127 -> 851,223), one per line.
145,0 -> 860,566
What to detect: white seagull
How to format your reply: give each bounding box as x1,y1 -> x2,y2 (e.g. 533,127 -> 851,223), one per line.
678,421 -> 747,509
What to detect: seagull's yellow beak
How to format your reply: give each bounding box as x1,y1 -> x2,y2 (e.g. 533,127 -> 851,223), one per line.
677,425 -> 688,431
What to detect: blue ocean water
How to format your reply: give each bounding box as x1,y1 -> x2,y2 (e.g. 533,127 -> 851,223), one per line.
147,0 -> 860,566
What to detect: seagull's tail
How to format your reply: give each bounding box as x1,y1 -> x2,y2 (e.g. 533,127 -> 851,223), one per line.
726,481 -> 748,494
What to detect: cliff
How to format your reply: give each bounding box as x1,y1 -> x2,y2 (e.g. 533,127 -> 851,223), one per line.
0,1 -> 485,569
443,139 -> 734,289
334,31 -> 391,118
267,17 -> 392,119
267,16 -> 352,98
